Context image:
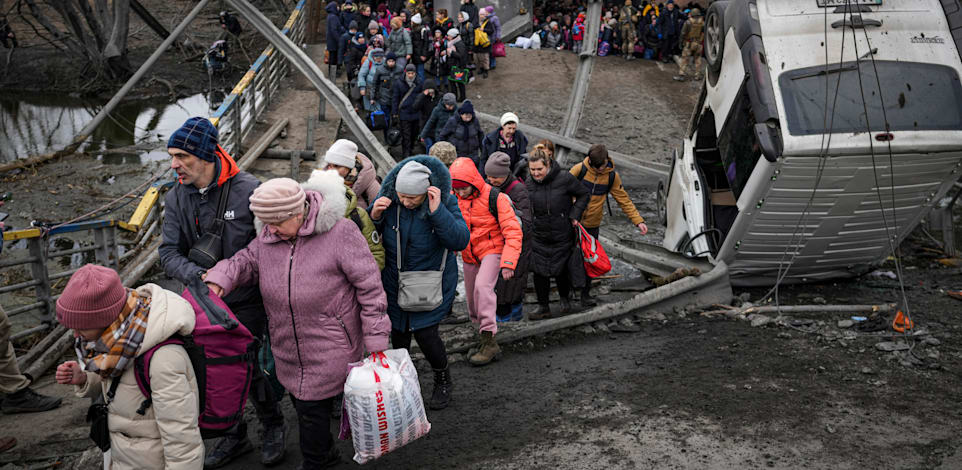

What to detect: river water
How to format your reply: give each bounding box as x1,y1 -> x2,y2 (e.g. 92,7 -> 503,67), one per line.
0,92 -> 218,164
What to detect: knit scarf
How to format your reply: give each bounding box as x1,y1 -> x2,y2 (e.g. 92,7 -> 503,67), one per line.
77,289 -> 151,379
446,35 -> 461,56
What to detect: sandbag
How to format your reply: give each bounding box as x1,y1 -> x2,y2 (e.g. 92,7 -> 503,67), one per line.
343,349 -> 431,464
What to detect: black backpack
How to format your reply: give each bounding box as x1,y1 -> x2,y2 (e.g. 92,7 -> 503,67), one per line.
577,164 -> 616,215
487,184 -> 527,235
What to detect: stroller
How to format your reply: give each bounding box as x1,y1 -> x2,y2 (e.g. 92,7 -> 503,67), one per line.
203,40 -> 230,75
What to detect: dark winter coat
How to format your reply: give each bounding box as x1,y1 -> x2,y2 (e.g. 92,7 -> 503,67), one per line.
438,113 -> 484,163
420,100 -> 456,142
642,20 -> 661,48
371,63 -> 403,108
344,38 -> 368,80
392,77 -> 423,122
460,2 -> 480,29
525,162 -> 590,278
326,2 -> 345,53
159,158 -> 262,310
659,8 -> 683,36
449,37 -> 468,68
412,87 -> 441,126
494,175 -> 533,306
479,128 -> 529,179
411,26 -> 431,64
372,156 -> 470,332
337,30 -> 356,64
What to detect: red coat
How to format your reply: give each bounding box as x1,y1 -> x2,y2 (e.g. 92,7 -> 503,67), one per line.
449,158 -> 523,269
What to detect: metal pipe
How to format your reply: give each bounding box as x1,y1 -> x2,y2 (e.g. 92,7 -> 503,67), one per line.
0,279 -> 42,294
0,257 -> 39,269
48,266 -> 84,281
736,304 -> 896,316
6,301 -> 45,317
47,244 -> 102,259
10,324 -> 49,342
237,118 -> 290,171
262,149 -> 317,160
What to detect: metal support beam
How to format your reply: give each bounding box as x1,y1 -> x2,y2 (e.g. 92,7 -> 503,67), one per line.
555,0 -> 602,166
225,0 -> 393,179
27,238 -> 52,321
129,0 -> 172,41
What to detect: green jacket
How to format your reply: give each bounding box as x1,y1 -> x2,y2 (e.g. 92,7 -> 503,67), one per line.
303,169 -> 385,270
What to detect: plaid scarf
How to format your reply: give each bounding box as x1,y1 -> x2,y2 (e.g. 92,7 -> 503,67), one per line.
77,289 -> 151,379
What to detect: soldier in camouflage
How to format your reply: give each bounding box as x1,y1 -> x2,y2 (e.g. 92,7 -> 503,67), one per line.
619,0 -> 640,60
674,8 -> 705,81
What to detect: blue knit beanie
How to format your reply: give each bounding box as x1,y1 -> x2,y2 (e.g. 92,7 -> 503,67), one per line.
458,100 -> 474,115
168,117 -> 219,162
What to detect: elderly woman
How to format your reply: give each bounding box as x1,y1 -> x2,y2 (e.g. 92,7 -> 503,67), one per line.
205,178 -> 390,469
321,139 -> 381,209
369,156 -> 469,410
525,149 -> 590,321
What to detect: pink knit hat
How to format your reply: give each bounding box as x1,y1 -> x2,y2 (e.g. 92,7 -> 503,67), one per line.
56,264 -> 127,330
249,178 -> 307,223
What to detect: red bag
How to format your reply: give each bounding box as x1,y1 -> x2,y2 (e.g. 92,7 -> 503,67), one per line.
492,40 -> 506,57
578,222 -> 611,277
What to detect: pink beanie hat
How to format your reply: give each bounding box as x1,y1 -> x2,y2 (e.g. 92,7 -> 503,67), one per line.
56,264 -> 127,330
249,178 -> 307,223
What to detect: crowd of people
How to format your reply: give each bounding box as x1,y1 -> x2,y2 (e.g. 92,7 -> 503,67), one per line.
325,0 -> 508,150
529,0 -> 707,81
0,108 -> 651,469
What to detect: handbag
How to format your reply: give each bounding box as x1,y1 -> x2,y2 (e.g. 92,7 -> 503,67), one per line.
448,65 -> 469,84
188,177 -> 232,269
492,40 -> 506,58
86,376 -> 121,451
395,209 -> 447,311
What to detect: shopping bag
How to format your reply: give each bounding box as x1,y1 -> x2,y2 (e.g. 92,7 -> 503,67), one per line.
577,222 -> 611,277
492,40 -> 507,57
343,349 -> 431,464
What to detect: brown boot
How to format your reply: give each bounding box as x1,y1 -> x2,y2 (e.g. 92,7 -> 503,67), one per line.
468,331 -> 502,367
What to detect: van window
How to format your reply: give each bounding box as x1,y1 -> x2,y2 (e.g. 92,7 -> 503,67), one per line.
779,61 -> 962,135
717,85 -> 761,199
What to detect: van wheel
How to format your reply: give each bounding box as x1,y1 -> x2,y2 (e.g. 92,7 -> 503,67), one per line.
705,1 -> 728,86
657,180 -> 668,225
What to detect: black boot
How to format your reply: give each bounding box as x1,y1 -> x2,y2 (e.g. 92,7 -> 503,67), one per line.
482,70 -> 488,79
1,387 -> 61,414
560,297 -> 572,314
429,368 -> 452,410
581,288 -> 598,309
529,304 -> 552,321
260,422 -> 286,466
204,424 -> 254,469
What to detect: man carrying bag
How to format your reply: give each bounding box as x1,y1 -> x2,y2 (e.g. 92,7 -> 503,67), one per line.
159,117 -> 286,468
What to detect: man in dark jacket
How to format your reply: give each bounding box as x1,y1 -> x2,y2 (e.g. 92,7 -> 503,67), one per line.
160,117 -> 286,468
658,0 -> 684,63
460,0 -> 480,28
411,78 -> 440,143
420,92 -> 457,150
439,100 -> 484,164
484,152 -> 532,323
393,64 -> 424,158
338,20 -> 359,69
479,111 -> 528,179
325,1 -> 345,77
410,13 -> 431,81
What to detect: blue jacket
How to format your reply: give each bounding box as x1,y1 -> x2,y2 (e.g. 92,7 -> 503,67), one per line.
420,100 -> 456,141
392,77 -> 423,122
371,156 -> 470,332
326,2 -> 344,51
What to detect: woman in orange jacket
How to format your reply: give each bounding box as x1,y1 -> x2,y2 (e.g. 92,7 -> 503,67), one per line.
448,157 -> 523,366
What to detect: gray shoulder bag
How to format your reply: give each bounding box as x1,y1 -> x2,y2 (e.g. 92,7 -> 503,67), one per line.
396,208 -> 447,311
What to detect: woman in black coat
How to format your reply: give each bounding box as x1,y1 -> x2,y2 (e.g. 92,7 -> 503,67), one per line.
438,100 -> 483,163
524,148 -> 589,320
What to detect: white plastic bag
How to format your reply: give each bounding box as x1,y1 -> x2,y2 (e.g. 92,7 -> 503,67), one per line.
343,349 -> 431,464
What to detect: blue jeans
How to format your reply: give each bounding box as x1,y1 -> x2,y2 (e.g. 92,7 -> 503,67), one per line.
490,56 -> 496,69
423,137 -> 434,151
416,63 -> 425,82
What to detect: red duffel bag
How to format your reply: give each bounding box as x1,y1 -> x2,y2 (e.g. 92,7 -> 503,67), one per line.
577,222 -> 611,277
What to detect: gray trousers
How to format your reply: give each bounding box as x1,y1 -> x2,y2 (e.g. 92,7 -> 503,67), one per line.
0,305 -> 30,394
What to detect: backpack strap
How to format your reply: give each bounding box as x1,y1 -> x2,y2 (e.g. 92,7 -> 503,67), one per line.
504,179 -> 520,195
133,337 -> 186,415
488,187 -> 501,222
606,171 -> 616,216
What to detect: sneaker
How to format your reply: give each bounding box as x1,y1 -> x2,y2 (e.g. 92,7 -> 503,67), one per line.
260,423 -> 286,466
1,387 -> 61,414
204,435 -> 254,469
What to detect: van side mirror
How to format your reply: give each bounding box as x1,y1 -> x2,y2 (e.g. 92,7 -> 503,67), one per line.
754,122 -> 781,162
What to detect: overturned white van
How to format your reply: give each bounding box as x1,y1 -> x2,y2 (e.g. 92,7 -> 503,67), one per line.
659,0 -> 962,286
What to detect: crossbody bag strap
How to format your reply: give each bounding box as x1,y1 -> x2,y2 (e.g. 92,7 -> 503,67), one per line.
214,177 -> 233,228
395,207 -> 448,274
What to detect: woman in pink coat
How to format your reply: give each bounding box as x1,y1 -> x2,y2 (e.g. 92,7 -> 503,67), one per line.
205,177 -> 390,469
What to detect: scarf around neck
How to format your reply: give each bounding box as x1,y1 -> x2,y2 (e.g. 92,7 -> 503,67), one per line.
77,289 -> 151,379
